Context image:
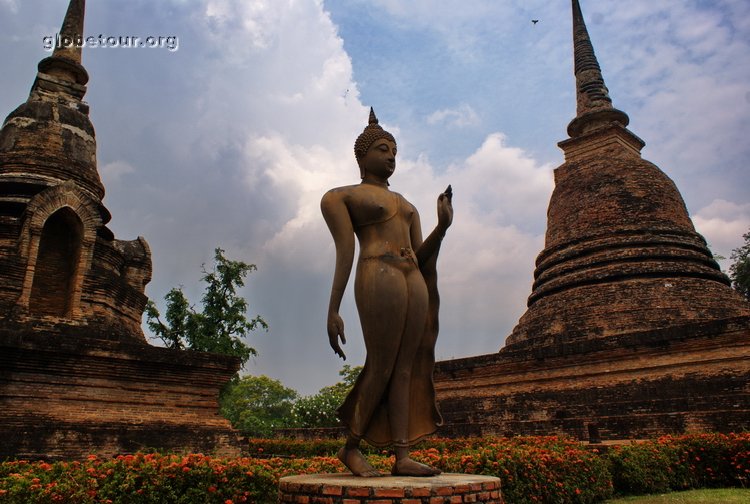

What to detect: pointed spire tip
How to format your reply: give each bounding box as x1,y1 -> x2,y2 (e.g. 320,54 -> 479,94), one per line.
567,0 -> 629,136
37,0 -> 88,86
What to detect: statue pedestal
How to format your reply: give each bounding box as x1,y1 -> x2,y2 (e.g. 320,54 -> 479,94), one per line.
279,473 -> 502,504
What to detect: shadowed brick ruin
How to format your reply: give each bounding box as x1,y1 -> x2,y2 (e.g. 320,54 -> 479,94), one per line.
0,0 -> 241,459
434,0 -> 750,441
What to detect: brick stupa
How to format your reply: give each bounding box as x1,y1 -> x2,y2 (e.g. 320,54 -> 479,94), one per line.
0,0 -> 241,459
433,0 -> 750,440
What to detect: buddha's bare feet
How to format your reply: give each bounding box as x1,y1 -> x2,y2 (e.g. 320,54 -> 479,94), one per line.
391,457 -> 441,477
338,447 -> 382,477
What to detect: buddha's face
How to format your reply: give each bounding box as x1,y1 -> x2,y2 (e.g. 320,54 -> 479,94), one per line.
360,139 -> 396,180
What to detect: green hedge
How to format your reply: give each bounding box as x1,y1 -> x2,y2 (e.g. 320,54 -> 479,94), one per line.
608,433 -> 750,495
2,433 -> 749,504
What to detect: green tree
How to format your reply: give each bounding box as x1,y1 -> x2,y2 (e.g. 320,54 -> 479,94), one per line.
220,375 -> 299,437
292,365 -> 361,428
145,247 -> 268,367
729,229 -> 750,301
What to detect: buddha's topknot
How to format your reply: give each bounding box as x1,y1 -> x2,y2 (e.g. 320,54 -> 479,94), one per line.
354,107 -> 396,164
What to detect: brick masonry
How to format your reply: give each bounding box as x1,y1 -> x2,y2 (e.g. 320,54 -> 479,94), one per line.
0,1 -> 242,459
0,3 -> 151,344
0,328 -> 243,459
279,474 -> 502,504
432,133 -> 750,442
435,317 -> 750,440
433,2 -> 750,442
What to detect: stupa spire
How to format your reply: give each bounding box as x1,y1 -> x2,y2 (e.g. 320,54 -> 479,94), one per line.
567,0 -> 629,137
37,0 -> 89,86
55,0 -> 86,64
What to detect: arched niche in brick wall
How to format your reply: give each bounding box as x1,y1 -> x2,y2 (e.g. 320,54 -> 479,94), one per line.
28,207 -> 83,316
16,182 -> 101,319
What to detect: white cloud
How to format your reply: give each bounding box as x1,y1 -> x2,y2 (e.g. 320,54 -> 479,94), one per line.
593,0 -> 750,207
244,134 -> 348,273
694,199 -> 750,262
426,104 -> 480,128
204,0 -> 282,51
0,0 -> 17,14
447,133 -> 554,226
100,160 -> 135,184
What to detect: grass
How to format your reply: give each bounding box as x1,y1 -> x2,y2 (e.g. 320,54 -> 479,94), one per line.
604,488 -> 750,503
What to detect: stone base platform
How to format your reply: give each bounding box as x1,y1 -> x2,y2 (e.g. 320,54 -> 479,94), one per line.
279,473 -> 502,504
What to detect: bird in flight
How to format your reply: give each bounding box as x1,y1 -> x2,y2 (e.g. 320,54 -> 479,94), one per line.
532,19 -> 539,25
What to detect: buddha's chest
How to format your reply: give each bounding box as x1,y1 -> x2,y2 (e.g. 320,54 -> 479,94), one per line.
349,193 -> 411,228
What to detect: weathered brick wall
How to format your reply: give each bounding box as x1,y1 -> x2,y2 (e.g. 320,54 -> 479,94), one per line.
435,317 -> 750,440
507,133 -> 749,347
0,89 -> 103,200
0,3 -> 241,461
0,187 -> 152,343
471,115 -> 750,441
0,26 -> 152,343
0,329 -> 242,459
509,277 -> 750,349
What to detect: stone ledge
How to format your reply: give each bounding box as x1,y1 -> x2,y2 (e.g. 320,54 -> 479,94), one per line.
279,473 -> 502,504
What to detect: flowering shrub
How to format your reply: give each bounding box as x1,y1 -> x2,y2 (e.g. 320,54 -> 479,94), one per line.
410,437 -> 612,504
0,453 -> 342,504
608,439 -> 673,494
247,438 -> 345,457
0,437 -> 610,504
2,433 -> 748,503
247,436 -> 507,458
608,432 -> 750,495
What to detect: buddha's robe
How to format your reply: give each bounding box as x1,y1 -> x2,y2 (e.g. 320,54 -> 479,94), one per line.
336,244 -> 443,447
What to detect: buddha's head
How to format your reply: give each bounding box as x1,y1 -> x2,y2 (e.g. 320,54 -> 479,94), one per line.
354,108 -> 396,178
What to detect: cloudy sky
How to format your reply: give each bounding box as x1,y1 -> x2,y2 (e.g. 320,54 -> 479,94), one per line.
1,0 -> 749,395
